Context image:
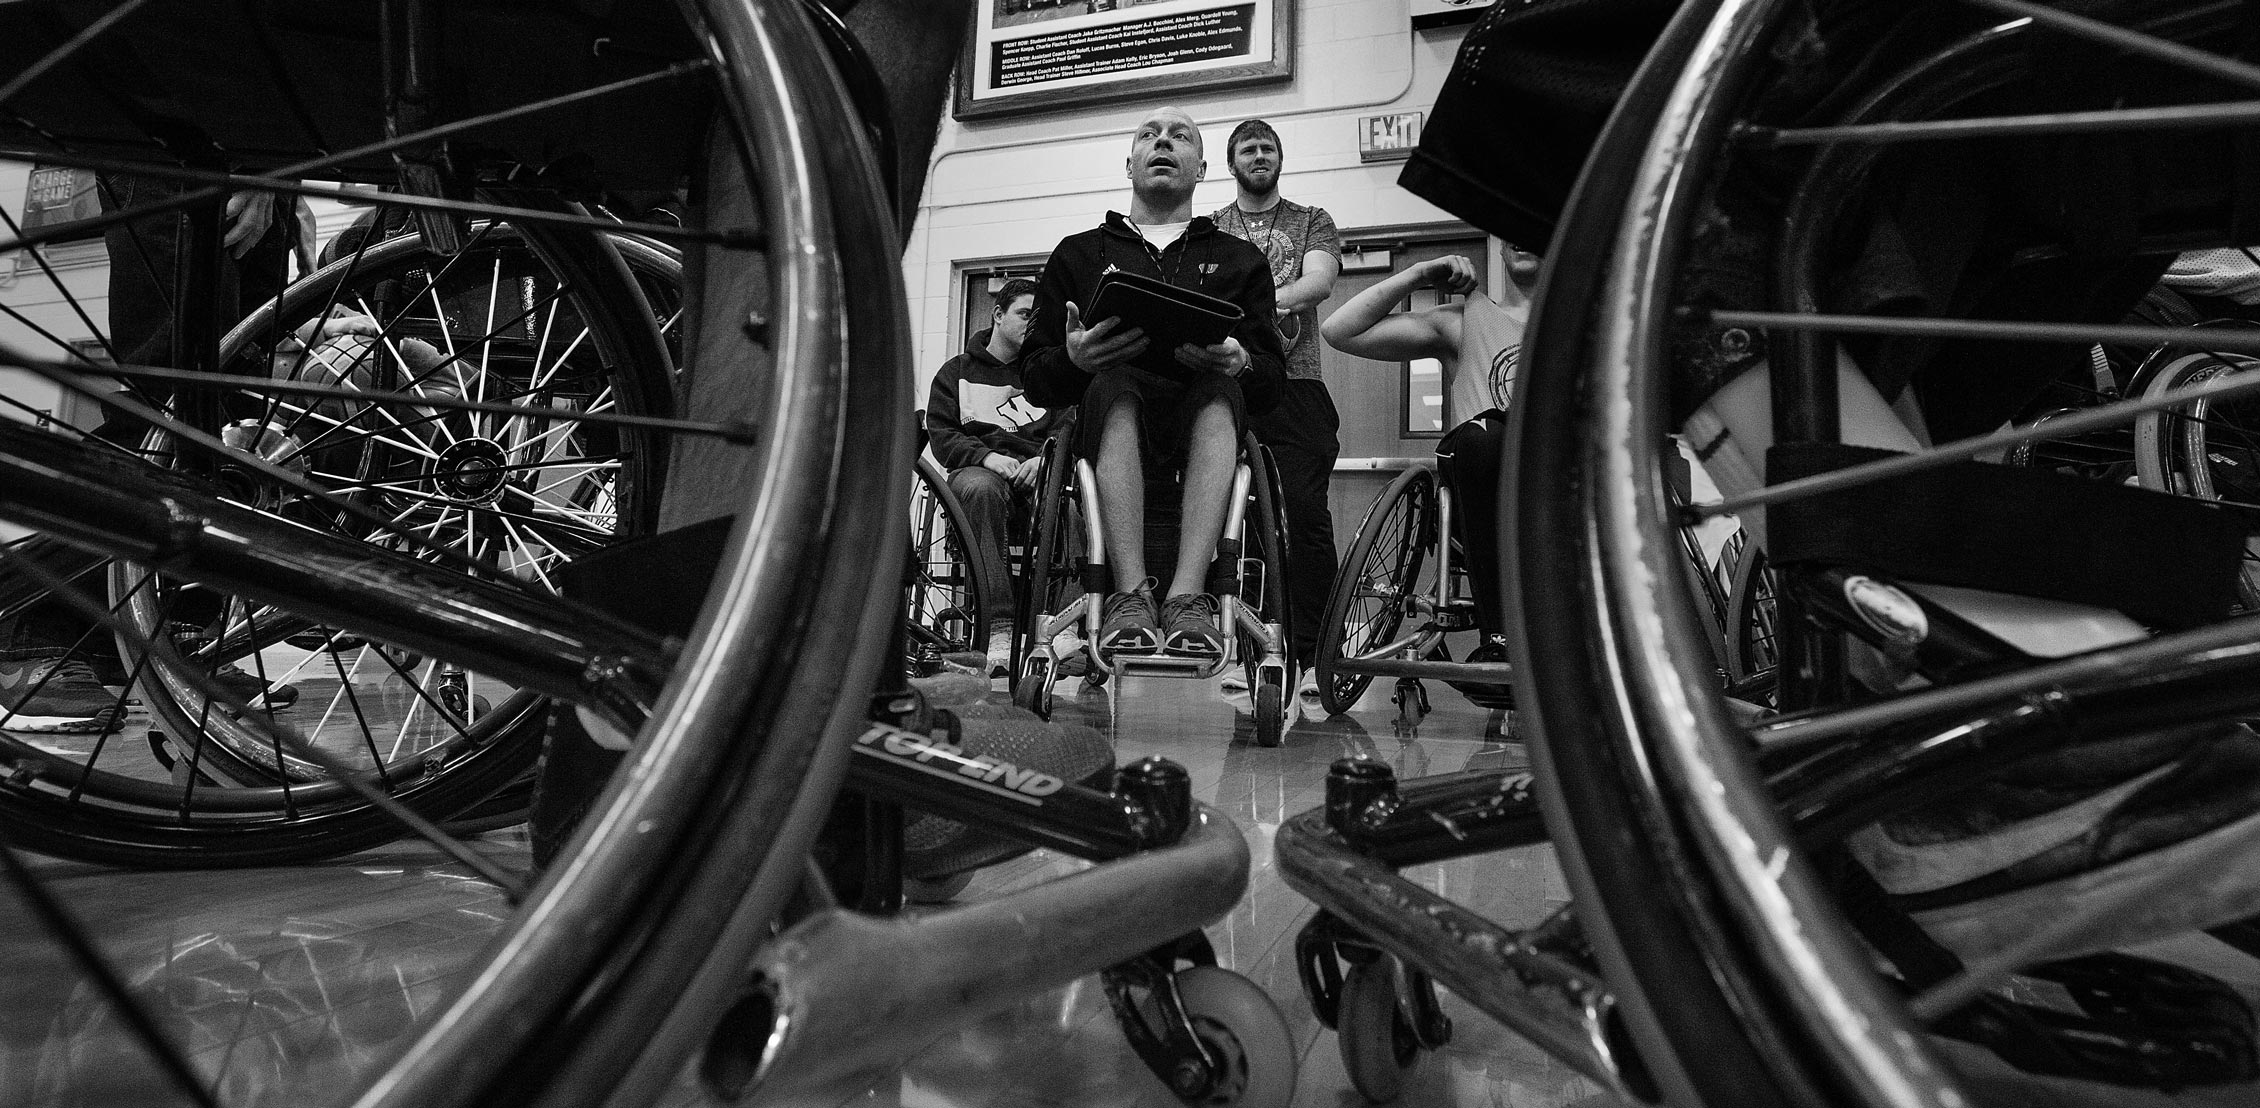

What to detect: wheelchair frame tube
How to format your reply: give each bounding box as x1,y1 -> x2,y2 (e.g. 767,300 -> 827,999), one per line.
1077,456 -> 1106,580
1276,805 -> 1639,1099
712,802 -> 1248,1102
849,721 -> 1160,860
1327,767 -> 1552,868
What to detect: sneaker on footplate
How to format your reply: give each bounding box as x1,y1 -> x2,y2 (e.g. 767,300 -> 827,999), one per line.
1098,579 -> 1160,660
1159,592 -> 1224,658
0,651 -> 120,733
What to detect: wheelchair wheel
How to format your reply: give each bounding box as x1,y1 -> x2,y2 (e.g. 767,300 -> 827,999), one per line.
908,455 -> 996,665
102,224 -> 677,827
2134,348 -> 2260,609
1719,536 -> 1778,697
1238,436 -> 1293,737
1315,466 -> 1438,717
1017,434 -> 1077,677
0,3 -> 908,1107
1516,2 -> 2260,1105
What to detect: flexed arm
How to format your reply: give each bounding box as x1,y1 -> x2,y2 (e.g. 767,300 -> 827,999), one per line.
1319,254 -> 1476,366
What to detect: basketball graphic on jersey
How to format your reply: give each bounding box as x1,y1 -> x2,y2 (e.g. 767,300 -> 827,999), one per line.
1488,344 -> 1520,411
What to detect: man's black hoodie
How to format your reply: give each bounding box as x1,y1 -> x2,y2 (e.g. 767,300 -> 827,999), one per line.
1021,212 -> 1285,416
925,327 -> 1070,471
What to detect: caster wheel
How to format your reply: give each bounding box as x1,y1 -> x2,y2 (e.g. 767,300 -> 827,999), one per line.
1174,965 -> 1296,1108
1252,682 -> 1284,748
904,870 -> 974,904
1338,955 -> 1420,1103
1013,659 -> 1054,719
1391,679 -> 1427,732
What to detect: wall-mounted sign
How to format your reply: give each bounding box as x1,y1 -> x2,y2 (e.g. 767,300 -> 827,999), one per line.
1357,112 -> 1422,163
1411,0 -> 1494,30
20,165 -> 102,233
955,0 -> 1295,121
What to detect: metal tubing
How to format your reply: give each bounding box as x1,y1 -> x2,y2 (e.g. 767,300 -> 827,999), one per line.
1077,457 -> 1106,574
1275,808 -> 1635,1098
1222,461 -> 1252,545
1344,769 -> 1551,868
1326,656 -> 1513,684
1434,481 -> 1454,594
848,723 -> 1153,860
725,803 -> 1249,1102
1755,615 -> 2260,753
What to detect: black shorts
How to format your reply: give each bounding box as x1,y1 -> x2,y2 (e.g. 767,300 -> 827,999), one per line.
1071,365 -> 1248,469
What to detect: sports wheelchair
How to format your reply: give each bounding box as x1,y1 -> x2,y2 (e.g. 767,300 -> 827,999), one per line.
904,449 -> 1000,675
0,3 -> 1292,1106
1285,2 -> 2260,1106
1010,428 -> 1297,746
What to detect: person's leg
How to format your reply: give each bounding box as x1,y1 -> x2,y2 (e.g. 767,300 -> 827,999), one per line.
1089,386 -> 1159,656
837,0 -> 974,239
1155,394 -> 1237,658
946,465 -> 1017,672
1253,380 -> 1340,671
1168,396 -> 1237,600
1093,393 -> 1150,589
945,465 -> 1016,624
1434,414 -> 1515,705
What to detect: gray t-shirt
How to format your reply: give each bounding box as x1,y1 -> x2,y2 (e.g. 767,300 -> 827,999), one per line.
1210,198 -> 1341,382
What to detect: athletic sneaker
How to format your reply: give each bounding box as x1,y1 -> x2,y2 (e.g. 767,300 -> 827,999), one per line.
0,651 -> 120,733
1159,593 -> 1224,658
984,626 -> 1013,678
1097,579 -> 1160,659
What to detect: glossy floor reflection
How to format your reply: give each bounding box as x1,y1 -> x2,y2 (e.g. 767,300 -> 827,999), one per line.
862,671 -> 1600,1108
10,669 -> 2258,1107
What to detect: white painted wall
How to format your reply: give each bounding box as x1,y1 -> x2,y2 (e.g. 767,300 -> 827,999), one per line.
904,0 -> 1473,399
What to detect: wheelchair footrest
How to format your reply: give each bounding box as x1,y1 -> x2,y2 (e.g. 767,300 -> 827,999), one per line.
1109,653 -> 1228,680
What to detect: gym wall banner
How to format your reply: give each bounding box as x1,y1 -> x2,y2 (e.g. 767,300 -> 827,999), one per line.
954,0 -> 1295,121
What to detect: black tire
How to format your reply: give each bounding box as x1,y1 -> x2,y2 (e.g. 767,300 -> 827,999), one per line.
2134,349 -> 2260,609
1337,955 -> 1417,1104
1017,434 -> 1075,677
1508,1 -> 1946,1104
1252,680 -> 1284,749
1240,436 -> 1294,684
0,3 -> 906,1107
909,454 -> 997,661
1315,466 -> 1437,716
1513,2 -> 2260,1105
1720,540 -> 1778,695
85,223 -> 678,859
1014,656 -> 1053,720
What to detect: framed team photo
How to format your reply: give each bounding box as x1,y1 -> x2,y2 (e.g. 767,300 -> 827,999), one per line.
954,0 -> 1295,121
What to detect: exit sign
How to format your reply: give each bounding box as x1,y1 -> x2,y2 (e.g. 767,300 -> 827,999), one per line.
1357,112 -> 1422,163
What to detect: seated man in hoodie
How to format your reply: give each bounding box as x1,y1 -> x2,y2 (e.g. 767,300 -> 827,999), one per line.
1020,106 -> 1285,664
926,278 -> 1073,674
